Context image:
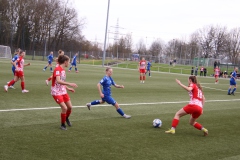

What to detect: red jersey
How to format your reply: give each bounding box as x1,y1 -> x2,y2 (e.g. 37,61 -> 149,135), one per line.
139,60 -> 146,69
188,83 -> 203,108
214,68 -> 220,76
16,56 -> 24,72
51,66 -> 67,96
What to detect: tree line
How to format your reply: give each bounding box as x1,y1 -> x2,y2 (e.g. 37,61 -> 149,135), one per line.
0,0 -> 240,63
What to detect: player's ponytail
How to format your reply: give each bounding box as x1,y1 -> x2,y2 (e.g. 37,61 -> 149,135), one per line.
189,76 -> 202,91
58,55 -> 69,64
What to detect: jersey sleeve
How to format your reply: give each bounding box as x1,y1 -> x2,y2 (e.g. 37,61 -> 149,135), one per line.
110,77 -> 115,86
99,77 -> 105,85
53,67 -> 61,78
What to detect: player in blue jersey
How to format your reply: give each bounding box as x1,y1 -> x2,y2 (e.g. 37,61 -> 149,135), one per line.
86,67 -> 131,119
68,53 -> 79,73
8,49 -> 21,89
43,51 -> 54,72
145,60 -> 152,77
227,67 -> 238,95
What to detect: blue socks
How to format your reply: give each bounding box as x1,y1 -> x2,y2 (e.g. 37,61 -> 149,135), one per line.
232,88 -> 236,94
91,100 -> 100,105
117,108 -> 124,116
228,89 -> 231,94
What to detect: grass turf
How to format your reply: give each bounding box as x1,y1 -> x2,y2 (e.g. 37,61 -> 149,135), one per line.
0,59 -> 240,160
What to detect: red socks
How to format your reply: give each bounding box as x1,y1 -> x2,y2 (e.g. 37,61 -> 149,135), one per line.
194,122 -> 202,130
172,118 -> 179,128
66,110 -> 72,118
21,82 -> 25,90
8,80 -> 15,86
61,113 -> 66,124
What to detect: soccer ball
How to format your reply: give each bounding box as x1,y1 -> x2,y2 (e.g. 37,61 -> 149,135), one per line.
153,119 -> 162,128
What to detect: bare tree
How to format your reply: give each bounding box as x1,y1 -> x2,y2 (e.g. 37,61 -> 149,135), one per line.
225,27 -> 240,64
135,39 -> 147,55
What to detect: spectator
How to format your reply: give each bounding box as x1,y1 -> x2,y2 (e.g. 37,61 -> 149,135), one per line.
223,71 -> 228,78
195,66 -> 198,76
204,67 -> 207,77
217,61 -> 220,67
200,66 -> 204,76
219,71 -> 223,78
214,61 -> 217,69
173,58 -> 176,66
191,67 -> 194,75
170,60 -> 173,66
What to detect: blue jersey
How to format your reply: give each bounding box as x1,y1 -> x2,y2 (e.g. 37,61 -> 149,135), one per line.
11,55 -> 19,74
71,55 -> 77,64
147,62 -> 151,70
47,54 -> 54,62
230,71 -> 237,81
12,55 -> 19,69
99,76 -> 115,96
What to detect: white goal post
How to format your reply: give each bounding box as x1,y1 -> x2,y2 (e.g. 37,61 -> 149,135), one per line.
0,45 -> 12,59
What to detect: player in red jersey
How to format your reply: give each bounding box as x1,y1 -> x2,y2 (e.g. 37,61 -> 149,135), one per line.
51,55 -> 78,130
138,57 -> 146,83
214,66 -> 220,84
165,76 -> 208,136
45,50 -> 64,85
4,50 -> 30,93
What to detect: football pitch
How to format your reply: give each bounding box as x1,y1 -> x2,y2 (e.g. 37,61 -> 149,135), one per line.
0,59 -> 240,160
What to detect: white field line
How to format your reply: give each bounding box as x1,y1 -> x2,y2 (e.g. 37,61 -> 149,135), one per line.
1,99 -> 240,112
202,85 -> 240,93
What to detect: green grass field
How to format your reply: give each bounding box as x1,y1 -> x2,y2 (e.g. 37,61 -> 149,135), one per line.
0,59 -> 240,160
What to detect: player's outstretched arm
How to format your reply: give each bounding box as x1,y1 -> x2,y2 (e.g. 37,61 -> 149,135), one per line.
56,76 -> 78,88
24,63 -> 30,67
114,84 -> 124,89
175,79 -> 192,92
66,86 -> 75,93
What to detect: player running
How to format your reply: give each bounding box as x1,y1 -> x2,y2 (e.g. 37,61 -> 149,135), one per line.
214,66 -> 220,84
139,57 -> 146,83
227,67 -> 238,95
68,53 -> 79,73
165,76 -> 208,136
4,51 -> 30,93
51,55 -> 78,130
43,51 -> 54,72
8,49 -> 21,89
86,67 -> 131,119
45,50 -> 64,85
145,60 -> 152,77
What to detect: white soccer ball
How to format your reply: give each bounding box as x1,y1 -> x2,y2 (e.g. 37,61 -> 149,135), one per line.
153,119 -> 162,128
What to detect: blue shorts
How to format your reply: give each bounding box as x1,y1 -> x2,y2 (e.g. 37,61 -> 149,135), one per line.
71,63 -> 77,66
230,80 -> 236,86
102,96 -> 116,105
147,68 -> 150,71
48,61 -> 52,65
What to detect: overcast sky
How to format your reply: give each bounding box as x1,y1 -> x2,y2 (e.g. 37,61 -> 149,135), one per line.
72,0 -> 240,47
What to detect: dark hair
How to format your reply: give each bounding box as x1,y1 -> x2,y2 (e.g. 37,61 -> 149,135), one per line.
189,76 -> 202,91
58,50 -> 64,55
58,55 -> 69,64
